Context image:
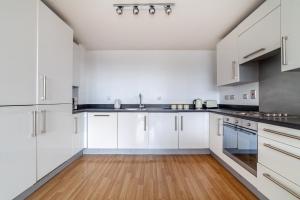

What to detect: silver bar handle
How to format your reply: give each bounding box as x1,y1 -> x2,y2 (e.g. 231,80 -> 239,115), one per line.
94,114 -> 110,117
282,36 -> 288,65
175,116 -> 178,131
181,116 -> 183,131
41,110 -> 47,134
263,143 -> 300,160
74,117 -> 78,134
263,173 -> 300,199
32,111 -> 37,137
263,128 -> 300,141
217,118 -> 223,136
232,61 -> 236,80
41,75 -> 47,101
144,116 -> 147,131
243,48 -> 266,59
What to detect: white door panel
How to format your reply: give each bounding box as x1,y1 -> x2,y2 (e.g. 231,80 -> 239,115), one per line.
0,0 -> 37,106
0,106 -> 36,200
36,104 -> 73,180
149,113 -> 178,149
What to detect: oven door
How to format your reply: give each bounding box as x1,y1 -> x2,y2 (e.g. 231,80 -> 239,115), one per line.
223,123 -> 258,176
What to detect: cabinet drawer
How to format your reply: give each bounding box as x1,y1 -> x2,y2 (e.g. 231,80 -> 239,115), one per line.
238,7 -> 280,64
258,123 -> 300,149
257,164 -> 300,200
258,136 -> 300,186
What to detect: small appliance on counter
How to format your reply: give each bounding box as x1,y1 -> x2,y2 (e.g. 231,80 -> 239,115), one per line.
114,99 -> 122,109
193,98 -> 203,109
203,100 -> 218,109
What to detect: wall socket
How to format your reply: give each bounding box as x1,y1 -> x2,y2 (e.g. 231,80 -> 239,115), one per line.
250,90 -> 256,99
230,95 -> 235,100
225,95 -> 229,100
243,94 -> 248,99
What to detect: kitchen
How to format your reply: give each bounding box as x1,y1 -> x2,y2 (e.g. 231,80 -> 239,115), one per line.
1,0 -> 300,199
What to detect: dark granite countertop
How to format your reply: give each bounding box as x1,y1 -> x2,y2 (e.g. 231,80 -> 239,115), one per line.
73,107 -> 300,130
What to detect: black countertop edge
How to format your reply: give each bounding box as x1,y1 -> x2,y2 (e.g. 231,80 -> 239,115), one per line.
73,105 -> 300,131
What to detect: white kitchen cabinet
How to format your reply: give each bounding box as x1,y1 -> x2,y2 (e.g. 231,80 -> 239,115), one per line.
88,113 -> 118,149
36,104 -> 73,180
281,0 -> 300,71
257,163 -> 300,200
0,106 -> 36,200
238,6 -> 281,64
118,113 -> 149,149
72,113 -> 86,155
179,113 -> 209,149
0,0 -> 37,106
209,113 -> 223,157
217,30 -> 258,86
38,1 -> 73,104
148,113 -> 179,149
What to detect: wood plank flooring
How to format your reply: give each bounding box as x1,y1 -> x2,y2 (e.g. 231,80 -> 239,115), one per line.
27,155 -> 257,200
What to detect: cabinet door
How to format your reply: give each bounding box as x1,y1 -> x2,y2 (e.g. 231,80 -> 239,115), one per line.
36,104 -> 73,180
281,0 -> 300,71
118,113 -> 148,149
238,7 -> 280,64
72,113 -> 86,155
38,1 -> 73,104
217,30 -> 239,86
0,0 -> 37,106
73,43 -> 81,87
209,113 -> 223,157
179,113 -> 209,149
0,106 -> 36,200
87,113 -> 117,149
149,113 -> 178,149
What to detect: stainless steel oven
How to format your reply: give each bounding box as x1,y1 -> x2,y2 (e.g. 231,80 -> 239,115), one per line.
223,116 -> 258,176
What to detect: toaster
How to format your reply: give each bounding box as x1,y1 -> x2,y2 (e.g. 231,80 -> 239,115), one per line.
203,100 -> 218,109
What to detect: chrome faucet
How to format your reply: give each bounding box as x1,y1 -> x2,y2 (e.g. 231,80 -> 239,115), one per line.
139,93 -> 144,109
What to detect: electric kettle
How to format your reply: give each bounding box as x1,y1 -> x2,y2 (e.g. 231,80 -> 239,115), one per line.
193,99 -> 203,109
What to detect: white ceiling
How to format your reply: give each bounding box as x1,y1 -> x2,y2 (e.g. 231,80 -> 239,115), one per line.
44,0 -> 264,50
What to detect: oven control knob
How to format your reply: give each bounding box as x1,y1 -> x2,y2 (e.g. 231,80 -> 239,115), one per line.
235,120 -> 239,124
247,123 -> 251,126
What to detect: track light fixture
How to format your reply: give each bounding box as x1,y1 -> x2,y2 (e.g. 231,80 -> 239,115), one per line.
149,5 -> 156,15
113,3 -> 175,16
133,6 -> 139,15
116,6 -> 123,15
165,5 -> 172,15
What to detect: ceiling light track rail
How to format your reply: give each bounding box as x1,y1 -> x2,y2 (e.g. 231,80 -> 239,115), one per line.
113,3 -> 175,7
113,3 -> 175,15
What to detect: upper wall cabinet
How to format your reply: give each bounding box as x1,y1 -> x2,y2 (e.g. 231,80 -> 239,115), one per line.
38,1 -> 73,104
238,7 -> 281,64
281,0 -> 300,72
73,43 -> 81,87
0,0 -> 37,106
217,30 -> 258,86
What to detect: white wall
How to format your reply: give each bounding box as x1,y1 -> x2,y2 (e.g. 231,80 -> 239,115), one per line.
219,82 -> 259,106
83,50 -> 219,104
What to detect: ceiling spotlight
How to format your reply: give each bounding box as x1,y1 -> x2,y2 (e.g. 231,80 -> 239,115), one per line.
149,5 -> 156,15
165,5 -> 172,15
116,6 -> 123,15
133,6 -> 139,15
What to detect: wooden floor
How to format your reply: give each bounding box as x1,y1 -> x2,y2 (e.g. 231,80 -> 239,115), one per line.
27,155 -> 257,200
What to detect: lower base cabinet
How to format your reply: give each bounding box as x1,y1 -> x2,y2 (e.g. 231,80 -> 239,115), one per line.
36,104 -> 73,180
88,113 -> 118,149
179,113 -> 209,149
209,113 -> 223,157
118,113 -> 148,149
72,113 -> 86,155
149,113 -> 179,149
0,106 -> 37,200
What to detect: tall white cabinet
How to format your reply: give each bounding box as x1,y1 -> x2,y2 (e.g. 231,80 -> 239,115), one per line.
0,0 -> 37,106
73,113 -> 86,154
38,2 -> 73,104
209,113 -> 223,157
281,0 -> 300,71
0,106 -> 37,200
